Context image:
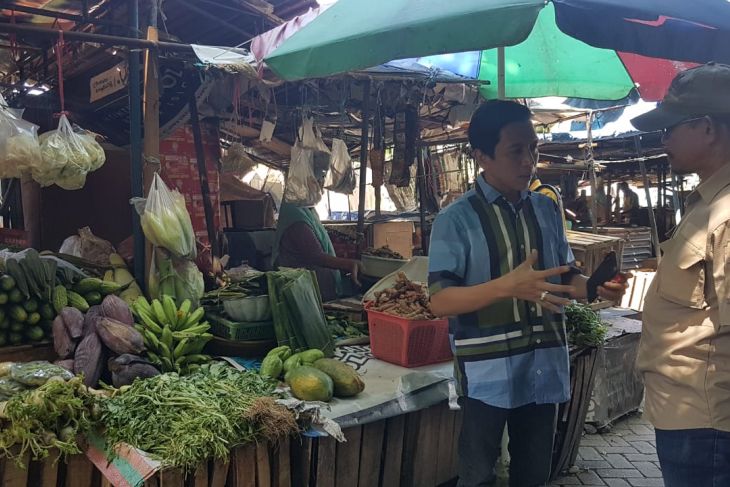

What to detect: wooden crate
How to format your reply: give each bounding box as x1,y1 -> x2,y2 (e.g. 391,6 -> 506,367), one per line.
0,452 -> 101,487
566,230 -> 625,275
0,343 -> 56,363
139,401 -> 461,487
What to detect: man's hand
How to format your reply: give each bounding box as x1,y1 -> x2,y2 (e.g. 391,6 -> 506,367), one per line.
597,272 -> 631,303
503,250 -> 576,313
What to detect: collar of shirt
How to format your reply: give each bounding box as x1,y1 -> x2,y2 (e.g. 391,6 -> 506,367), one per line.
689,161 -> 730,206
476,174 -> 530,206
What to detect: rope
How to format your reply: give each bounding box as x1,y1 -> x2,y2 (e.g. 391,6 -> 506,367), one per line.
55,30 -> 67,116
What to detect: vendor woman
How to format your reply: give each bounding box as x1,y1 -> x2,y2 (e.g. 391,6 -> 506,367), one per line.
272,201 -> 362,301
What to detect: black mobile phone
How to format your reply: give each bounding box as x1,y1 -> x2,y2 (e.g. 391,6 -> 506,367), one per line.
586,251 -> 619,302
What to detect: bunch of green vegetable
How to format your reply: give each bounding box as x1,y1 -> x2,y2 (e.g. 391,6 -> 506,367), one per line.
99,362 -> 298,471
0,376 -> 99,464
565,303 -> 608,347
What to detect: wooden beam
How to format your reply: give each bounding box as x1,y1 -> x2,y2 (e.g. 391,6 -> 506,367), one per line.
220,120 -> 292,158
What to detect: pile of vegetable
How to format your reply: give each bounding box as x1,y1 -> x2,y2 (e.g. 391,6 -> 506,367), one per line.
370,272 -> 435,320
99,362 -> 297,471
260,346 -> 365,403
132,296 -> 213,374
54,294 -> 160,388
565,303 -> 609,347
268,269 -> 334,356
0,365 -> 96,464
326,312 -> 368,340
362,246 -> 405,260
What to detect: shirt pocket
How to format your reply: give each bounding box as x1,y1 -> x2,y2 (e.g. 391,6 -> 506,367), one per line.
657,238 -> 706,309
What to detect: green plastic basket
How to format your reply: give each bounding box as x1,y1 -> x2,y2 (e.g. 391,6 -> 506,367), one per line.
208,313 -> 275,341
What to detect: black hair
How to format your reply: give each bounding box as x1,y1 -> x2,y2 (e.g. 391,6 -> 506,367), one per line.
468,100 -> 532,158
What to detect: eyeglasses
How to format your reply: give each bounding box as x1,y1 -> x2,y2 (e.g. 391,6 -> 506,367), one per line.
661,116 -> 707,140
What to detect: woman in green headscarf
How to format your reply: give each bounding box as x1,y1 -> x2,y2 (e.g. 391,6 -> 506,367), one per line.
272,202 -> 362,302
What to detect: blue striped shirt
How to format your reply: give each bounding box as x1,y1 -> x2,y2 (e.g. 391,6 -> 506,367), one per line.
428,176 -> 575,408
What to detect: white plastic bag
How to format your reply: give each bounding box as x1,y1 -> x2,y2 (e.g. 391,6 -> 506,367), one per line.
139,173 -> 197,258
0,96 -> 42,179
325,138 -> 356,194
283,143 -> 321,206
35,114 -> 105,190
300,116 -> 331,175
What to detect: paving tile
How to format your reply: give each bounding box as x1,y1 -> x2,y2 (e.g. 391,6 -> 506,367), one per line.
581,436 -> 611,447
598,446 -> 640,454
627,479 -> 665,487
624,454 -> 659,463
605,454 -> 633,469
551,475 -> 582,485
619,435 -> 657,442
578,470 -> 606,485
577,460 -> 612,470
604,436 -> 631,447
632,462 -> 662,478
580,446 -> 604,461
595,469 -> 644,478
629,424 -> 654,435
630,441 -> 657,454
604,480 -> 632,487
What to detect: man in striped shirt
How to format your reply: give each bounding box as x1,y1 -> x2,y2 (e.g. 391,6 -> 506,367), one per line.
429,101 -> 627,487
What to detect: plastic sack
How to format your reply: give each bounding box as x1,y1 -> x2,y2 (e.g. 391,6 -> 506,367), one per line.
10,361 -> 73,387
149,248 -> 204,308
140,173 -> 197,259
35,114 -> 105,190
325,138 -> 356,194
300,116 -> 330,176
283,143 -> 322,206
221,142 -> 257,175
0,96 -> 42,179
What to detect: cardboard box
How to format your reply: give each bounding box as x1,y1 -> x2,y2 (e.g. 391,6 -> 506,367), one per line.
370,221 -> 415,258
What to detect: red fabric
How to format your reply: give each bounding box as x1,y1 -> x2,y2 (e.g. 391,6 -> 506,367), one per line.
620,52 -> 699,101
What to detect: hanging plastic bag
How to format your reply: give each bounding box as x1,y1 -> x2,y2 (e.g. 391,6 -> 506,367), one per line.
0,96 -> 42,179
35,114 -> 105,190
220,142 -> 257,175
325,138 -> 356,194
300,116 -> 331,176
139,173 -> 197,259
283,142 -> 324,206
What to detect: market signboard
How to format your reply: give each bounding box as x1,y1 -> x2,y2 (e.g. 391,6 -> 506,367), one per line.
89,63 -> 128,103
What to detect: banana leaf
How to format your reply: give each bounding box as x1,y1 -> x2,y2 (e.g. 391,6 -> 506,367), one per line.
267,269 -> 334,357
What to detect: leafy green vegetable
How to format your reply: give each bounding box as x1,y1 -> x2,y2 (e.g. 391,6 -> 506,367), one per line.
99,362 -> 298,471
565,303 -> 608,347
0,376 -> 98,464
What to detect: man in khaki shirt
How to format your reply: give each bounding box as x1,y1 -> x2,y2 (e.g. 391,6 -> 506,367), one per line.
632,63 -> 730,487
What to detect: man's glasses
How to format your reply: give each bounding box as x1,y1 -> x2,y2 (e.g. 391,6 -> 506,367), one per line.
662,116 -> 707,140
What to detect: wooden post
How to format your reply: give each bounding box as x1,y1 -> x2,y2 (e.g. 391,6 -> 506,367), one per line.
634,136 -> 661,264
356,79 -> 372,244
187,70 -> 218,255
586,111 -> 599,234
128,0 -> 145,286
143,26 -> 160,192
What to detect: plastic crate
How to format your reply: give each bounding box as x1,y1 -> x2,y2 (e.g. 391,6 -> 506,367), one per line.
208,313 -> 275,341
366,307 -> 452,368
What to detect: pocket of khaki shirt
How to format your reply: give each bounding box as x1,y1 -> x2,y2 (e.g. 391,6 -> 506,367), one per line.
657,238 -> 706,309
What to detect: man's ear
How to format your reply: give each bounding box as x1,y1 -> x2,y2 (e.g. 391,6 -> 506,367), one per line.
473,148 -> 491,168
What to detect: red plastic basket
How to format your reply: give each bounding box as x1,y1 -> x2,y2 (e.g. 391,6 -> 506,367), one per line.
366,306 -> 453,368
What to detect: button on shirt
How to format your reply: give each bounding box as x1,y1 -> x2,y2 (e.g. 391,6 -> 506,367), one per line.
638,162 -> 730,433
428,176 -> 578,409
